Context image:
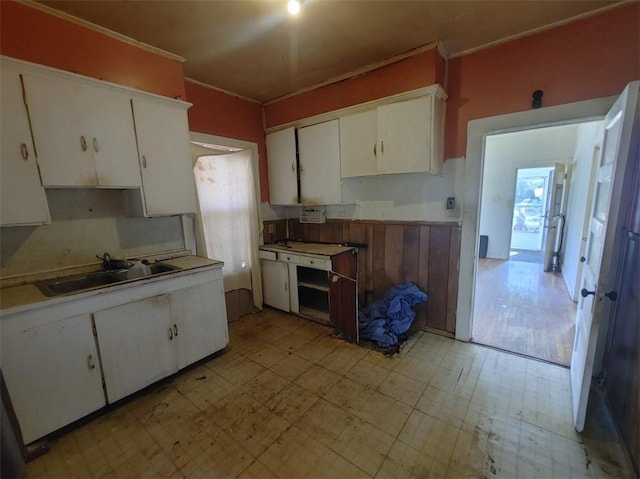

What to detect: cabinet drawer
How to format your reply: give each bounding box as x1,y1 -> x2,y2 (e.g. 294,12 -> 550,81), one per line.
259,250 -> 277,261
278,252 -> 300,263
299,255 -> 331,271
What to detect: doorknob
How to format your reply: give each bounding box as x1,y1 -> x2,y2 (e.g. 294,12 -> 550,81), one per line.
580,256 -> 586,263
581,288 -> 595,298
604,291 -> 618,301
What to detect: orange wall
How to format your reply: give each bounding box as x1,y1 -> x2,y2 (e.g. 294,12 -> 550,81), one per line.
0,1 -> 185,99
264,47 -> 442,128
185,81 -> 268,202
445,3 -> 640,159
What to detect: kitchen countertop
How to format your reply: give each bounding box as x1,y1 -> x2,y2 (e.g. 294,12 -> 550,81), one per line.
260,241 -> 354,257
0,254 -> 223,312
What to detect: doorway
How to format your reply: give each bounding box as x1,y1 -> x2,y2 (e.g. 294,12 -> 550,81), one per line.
510,167 -> 553,263
471,122 -> 602,365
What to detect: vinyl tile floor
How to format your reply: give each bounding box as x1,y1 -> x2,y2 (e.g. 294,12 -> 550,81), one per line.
26,310 -> 633,478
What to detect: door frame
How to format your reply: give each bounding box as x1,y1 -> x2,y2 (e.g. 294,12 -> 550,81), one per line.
456,95 -> 616,342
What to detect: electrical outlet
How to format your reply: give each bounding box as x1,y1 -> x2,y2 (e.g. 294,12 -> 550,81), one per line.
268,224 -> 274,233
446,197 -> 455,210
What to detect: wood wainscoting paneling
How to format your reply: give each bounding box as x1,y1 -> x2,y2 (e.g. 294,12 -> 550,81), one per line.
262,219 -> 288,244
285,219 -> 461,335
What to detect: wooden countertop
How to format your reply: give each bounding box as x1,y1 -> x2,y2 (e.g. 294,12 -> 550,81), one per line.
0,254 -> 222,312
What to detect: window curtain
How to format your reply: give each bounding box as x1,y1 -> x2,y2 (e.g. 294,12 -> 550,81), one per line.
193,149 -> 262,309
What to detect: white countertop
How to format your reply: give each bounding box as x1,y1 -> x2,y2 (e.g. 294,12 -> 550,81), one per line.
0,254 -> 223,312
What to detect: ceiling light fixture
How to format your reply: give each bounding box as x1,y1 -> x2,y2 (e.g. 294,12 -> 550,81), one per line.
287,0 -> 301,15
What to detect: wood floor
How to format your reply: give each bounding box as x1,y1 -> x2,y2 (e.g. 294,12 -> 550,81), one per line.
472,258 -> 576,366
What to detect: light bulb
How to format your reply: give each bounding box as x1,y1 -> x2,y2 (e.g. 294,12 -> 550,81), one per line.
287,0 -> 301,15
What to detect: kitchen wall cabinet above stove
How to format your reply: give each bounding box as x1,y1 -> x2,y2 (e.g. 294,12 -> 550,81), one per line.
266,119 -> 341,206
340,89 -> 446,177
23,70 -> 142,188
0,60 -> 50,226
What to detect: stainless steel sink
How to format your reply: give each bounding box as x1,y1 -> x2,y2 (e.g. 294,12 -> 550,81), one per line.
35,262 -> 181,297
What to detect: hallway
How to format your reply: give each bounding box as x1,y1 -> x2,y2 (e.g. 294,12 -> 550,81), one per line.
472,258 -> 576,365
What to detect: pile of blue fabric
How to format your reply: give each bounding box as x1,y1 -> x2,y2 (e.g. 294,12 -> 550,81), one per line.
358,282 -> 428,348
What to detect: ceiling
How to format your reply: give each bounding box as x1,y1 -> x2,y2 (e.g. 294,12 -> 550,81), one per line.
37,0 -> 626,103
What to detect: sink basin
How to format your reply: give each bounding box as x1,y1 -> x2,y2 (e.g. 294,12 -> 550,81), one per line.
35,262 -> 181,297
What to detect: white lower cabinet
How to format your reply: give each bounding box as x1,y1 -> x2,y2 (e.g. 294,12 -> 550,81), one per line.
94,294 -> 177,403
170,279 -> 228,369
1,264 -> 229,444
1,314 -> 106,444
261,259 -> 290,311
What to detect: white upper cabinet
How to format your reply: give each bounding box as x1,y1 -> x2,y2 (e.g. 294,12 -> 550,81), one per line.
339,109 -> 378,178
23,72 -> 141,187
266,127 -> 298,205
339,88 -> 446,177
131,97 -> 196,216
298,119 -> 341,205
0,62 -> 50,226
266,120 -> 342,206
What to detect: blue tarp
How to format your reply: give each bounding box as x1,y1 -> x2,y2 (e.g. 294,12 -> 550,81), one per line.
358,282 -> 428,347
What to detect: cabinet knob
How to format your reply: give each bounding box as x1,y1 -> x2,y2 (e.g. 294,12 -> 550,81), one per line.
142,155 -> 148,168
173,324 -> 179,337
93,137 -> 99,153
87,354 -> 96,370
168,327 -> 174,340
291,162 -> 295,172
80,136 -> 88,152
20,143 -> 29,161
381,140 -> 384,155
373,143 -> 377,158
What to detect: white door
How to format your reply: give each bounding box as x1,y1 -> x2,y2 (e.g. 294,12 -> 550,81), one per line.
340,109 -> 378,177
170,280 -> 229,369
298,119 -> 342,204
1,314 -> 106,444
571,81 -> 639,431
543,163 -> 566,271
94,295 -> 177,403
266,127 -> 298,205
132,97 -> 196,215
261,259 -> 290,311
0,64 -> 50,226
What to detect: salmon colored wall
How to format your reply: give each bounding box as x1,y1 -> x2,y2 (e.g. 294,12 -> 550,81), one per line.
0,1 -> 185,99
185,81 -> 268,202
264,47 -> 440,128
445,3 -> 640,159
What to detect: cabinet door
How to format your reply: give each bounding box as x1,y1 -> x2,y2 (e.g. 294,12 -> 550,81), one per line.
89,88 -> 141,187
132,97 -> 196,215
94,295 -> 177,403
377,96 -> 432,175
266,127 -> 298,205
0,65 -> 50,225
1,314 -> 106,444
340,109 -> 378,177
261,259 -> 290,311
24,73 -> 98,186
170,279 -> 229,370
299,119 -> 342,204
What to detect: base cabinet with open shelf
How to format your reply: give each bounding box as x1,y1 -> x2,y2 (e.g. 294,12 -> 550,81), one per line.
259,244 -> 358,342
